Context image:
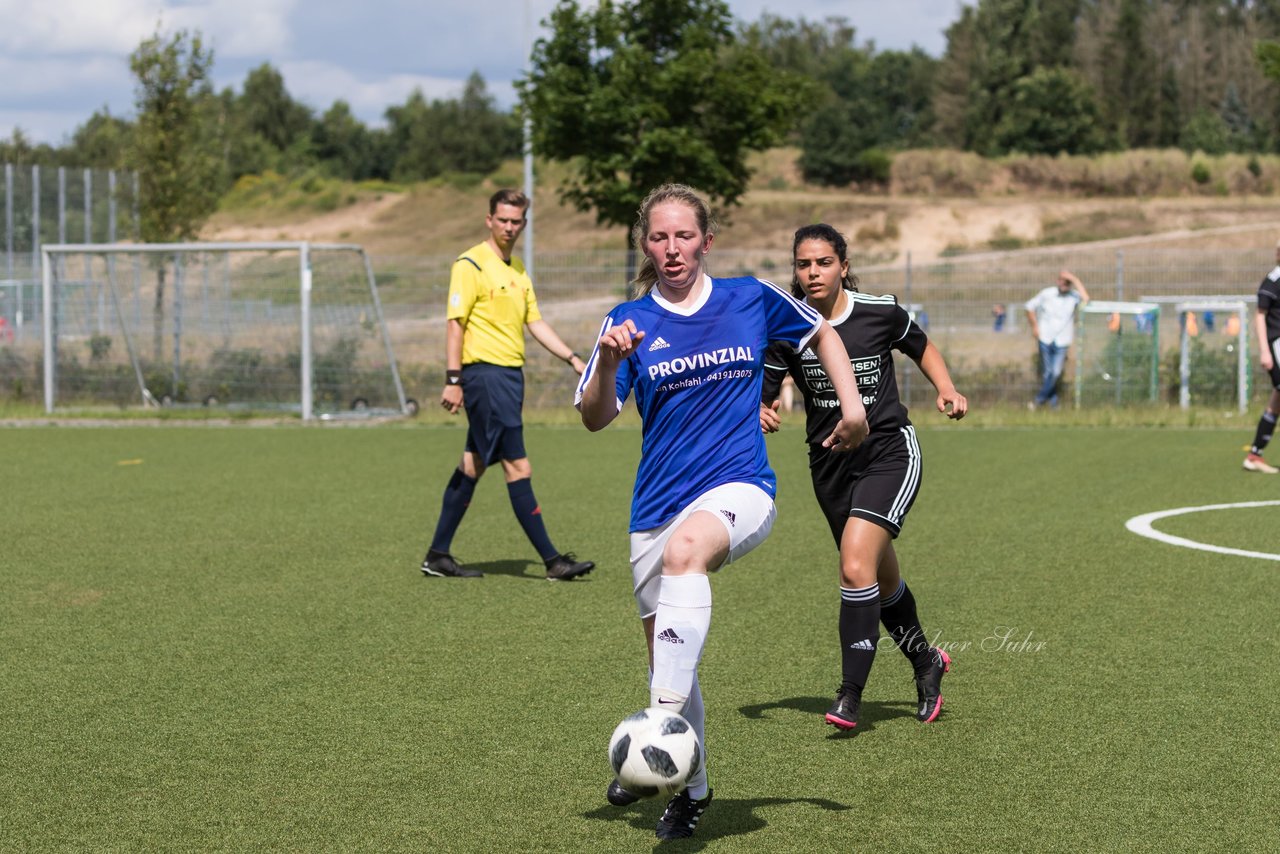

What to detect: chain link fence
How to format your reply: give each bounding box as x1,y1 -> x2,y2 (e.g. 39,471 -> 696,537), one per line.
374,246 -> 1274,411
2,163 -> 139,345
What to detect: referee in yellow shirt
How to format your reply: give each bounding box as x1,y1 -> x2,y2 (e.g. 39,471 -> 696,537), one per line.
422,189 -> 595,580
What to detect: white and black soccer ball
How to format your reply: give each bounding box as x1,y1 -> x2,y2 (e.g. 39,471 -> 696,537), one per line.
607,707 -> 701,798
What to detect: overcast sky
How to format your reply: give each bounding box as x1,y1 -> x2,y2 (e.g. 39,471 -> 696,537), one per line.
1,0 -> 967,145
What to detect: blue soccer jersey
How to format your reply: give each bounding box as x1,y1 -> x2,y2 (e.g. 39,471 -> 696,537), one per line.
576,275 -> 823,532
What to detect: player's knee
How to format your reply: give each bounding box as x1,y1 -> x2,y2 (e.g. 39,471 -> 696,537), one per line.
662,532 -> 710,575
839,553 -> 877,587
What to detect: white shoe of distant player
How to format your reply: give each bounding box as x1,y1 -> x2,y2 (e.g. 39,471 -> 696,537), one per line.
1243,453 -> 1279,474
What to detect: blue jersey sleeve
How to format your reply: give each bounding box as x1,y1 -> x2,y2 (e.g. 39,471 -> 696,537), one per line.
575,309 -> 636,412
759,278 -> 823,350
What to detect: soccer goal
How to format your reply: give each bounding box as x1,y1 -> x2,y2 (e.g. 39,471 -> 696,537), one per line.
40,242 -> 412,419
1140,296 -> 1251,413
1074,301 -> 1161,408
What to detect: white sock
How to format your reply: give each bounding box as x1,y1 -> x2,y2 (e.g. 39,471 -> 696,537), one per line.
648,666 -> 709,799
650,573 -> 712,713
683,671 -> 709,799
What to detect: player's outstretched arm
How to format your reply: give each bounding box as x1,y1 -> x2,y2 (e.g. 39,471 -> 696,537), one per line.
527,319 -> 586,375
580,319 -> 644,431
810,321 -> 868,451
916,341 -> 968,420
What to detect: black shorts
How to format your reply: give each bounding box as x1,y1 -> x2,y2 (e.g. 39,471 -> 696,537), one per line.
462,363 -> 527,465
808,425 -> 922,544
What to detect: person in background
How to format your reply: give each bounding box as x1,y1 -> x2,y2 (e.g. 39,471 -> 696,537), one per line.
1025,269 -> 1090,409
1243,240 -> 1280,474
422,189 -> 596,579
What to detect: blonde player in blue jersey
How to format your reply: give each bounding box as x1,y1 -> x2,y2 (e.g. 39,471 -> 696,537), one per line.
576,185 -> 869,841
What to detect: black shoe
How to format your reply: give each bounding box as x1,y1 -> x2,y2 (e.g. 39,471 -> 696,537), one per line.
421,549 -> 482,578
655,788 -> 712,841
606,779 -> 641,807
545,552 -> 594,581
915,647 -> 951,722
825,686 -> 861,730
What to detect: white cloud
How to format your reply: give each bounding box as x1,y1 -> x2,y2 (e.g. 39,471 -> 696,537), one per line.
0,0 -> 296,58
268,60 -> 517,125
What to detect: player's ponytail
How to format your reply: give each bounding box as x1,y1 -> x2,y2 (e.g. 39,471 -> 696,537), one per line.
631,184 -> 717,298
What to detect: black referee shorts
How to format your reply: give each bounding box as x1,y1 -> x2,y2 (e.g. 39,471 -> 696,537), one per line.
808,425 -> 922,544
461,363 -> 527,465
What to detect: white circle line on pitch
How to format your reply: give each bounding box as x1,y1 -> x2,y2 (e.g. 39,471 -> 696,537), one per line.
1125,500 -> 1280,561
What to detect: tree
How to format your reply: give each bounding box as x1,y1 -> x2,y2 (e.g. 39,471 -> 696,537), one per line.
993,66 -> 1106,154
128,27 -> 221,362
313,100 -> 381,180
67,109 -> 133,169
384,74 -> 518,181
520,0 -> 805,229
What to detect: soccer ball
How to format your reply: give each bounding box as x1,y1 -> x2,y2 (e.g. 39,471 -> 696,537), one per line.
607,707 -> 701,798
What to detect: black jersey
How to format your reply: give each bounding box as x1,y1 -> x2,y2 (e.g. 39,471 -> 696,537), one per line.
1258,265 -> 1280,342
763,290 -> 928,446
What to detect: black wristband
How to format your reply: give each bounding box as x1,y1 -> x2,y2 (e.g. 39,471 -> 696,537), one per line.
446,370 -> 462,386
565,352 -> 580,364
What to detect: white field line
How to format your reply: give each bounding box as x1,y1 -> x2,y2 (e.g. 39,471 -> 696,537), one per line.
1125,501 -> 1280,561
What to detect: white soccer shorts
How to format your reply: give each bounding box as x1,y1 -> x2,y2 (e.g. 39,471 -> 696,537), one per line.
629,481 -> 776,618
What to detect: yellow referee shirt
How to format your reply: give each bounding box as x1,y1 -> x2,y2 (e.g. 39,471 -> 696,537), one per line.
446,241 -> 542,367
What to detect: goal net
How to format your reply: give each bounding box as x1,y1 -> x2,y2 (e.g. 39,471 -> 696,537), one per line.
40,242 -> 411,419
1140,297 -> 1251,413
1074,301 -> 1161,407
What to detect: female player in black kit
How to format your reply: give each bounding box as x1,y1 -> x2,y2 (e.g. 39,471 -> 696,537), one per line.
761,223 -> 967,730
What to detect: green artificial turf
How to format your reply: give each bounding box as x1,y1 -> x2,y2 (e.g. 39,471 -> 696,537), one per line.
1,424 -> 1275,851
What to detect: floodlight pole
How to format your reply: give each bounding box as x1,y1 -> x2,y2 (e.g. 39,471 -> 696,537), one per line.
522,0 -> 535,278
41,248 -> 53,413
300,242 -> 313,421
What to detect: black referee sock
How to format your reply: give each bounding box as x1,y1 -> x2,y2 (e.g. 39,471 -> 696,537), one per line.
507,478 -> 558,562
880,579 -> 932,673
839,584 -> 880,695
430,468 -> 476,554
1251,410 -> 1277,455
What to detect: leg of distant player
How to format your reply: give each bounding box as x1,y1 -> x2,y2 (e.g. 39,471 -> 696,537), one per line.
876,547 -> 931,670
500,457 -> 556,557
827,518 -> 885,729
1245,387 -> 1280,472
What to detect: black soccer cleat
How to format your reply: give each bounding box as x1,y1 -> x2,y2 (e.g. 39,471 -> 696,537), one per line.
606,779 -> 641,807
545,552 -> 594,581
655,788 -> 713,841
915,647 -> 951,723
421,549 -> 482,578
825,686 -> 861,730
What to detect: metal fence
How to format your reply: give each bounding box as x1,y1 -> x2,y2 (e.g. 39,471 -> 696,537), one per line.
2,231 -> 1272,411
372,246 -> 1273,410
2,163 -> 139,343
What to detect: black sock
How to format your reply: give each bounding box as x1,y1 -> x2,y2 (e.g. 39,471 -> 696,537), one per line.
507,478 -> 558,562
1251,410 -> 1276,455
880,579 -> 932,673
430,468 -> 476,553
839,584 -> 880,694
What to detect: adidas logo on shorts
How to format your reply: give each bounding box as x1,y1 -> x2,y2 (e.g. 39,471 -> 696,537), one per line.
719,509 -> 736,526
648,336 -> 671,351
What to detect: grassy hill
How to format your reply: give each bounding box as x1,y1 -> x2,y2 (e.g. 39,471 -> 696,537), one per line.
205,148 -> 1280,262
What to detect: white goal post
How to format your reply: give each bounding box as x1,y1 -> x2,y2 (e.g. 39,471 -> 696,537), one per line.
1074,301 -> 1161,408
1140,296 -> 1251,413
40,241 -> 411,420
